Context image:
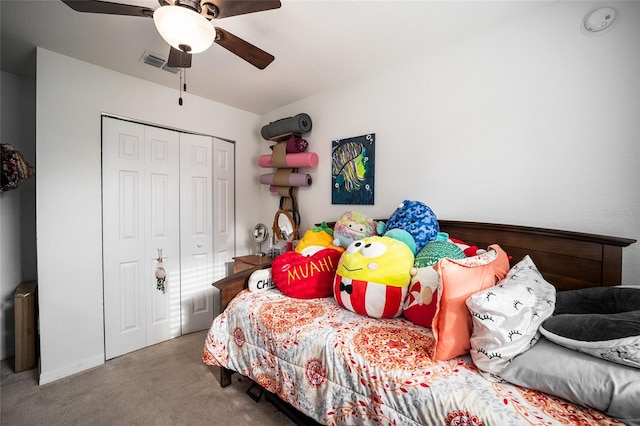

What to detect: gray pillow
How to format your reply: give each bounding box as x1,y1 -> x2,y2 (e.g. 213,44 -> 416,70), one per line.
540,286 -> 640,368
500,336 -> 640,425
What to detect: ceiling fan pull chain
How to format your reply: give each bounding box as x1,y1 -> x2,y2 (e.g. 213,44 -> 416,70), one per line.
184,68 -> 187,93
178,68 -> 183,106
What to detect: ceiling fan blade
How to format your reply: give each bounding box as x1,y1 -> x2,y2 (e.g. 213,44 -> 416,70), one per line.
203,0 -> 281,19
214,28 -> 274,69
61,0 -> 154,17
167,47 -> 192,69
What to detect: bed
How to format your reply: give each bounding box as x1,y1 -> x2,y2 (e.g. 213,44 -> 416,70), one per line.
202,220 -> 637,425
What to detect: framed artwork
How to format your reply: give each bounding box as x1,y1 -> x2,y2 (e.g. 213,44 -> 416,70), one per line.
331,133 -> 375,205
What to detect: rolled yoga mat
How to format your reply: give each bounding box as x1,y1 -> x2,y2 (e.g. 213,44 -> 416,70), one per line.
258,152 -> 319,169
261,113 -> 312,140
259,172 -> 312,187
267,134 -> 308,153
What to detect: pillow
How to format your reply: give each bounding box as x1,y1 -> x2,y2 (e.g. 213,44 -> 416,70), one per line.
539,286 -> 640,369
402,267 -> 440,327
466,255 -> 556,376
431,245 -> 510,360
271,248 -> 343,299
403,233 -> 465,328
247,267 -> 276,292
414,233 -> 465,268
500,336 -> 640,424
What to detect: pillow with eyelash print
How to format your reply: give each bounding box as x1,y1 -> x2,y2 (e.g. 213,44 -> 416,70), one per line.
465,255 -> 556,379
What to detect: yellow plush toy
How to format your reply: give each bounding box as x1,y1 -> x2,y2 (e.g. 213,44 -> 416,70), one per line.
295,222 -> 344,256
333,229 -> 416,318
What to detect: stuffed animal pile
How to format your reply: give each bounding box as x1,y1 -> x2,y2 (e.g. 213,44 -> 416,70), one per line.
270,201 -> 502,332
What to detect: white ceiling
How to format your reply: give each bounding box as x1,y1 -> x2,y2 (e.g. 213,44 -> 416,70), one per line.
1,0 -> 554,114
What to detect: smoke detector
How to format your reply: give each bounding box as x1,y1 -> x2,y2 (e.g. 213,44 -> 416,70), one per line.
582,7 -> 617,35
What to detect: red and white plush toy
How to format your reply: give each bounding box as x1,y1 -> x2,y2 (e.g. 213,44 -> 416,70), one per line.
333,229 -> 416,318
271,223 -> 345,299
403,232 -> 466,327
272,248 -> 343,299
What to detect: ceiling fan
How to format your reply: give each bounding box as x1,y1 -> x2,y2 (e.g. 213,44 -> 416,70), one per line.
61,0 -> 281,70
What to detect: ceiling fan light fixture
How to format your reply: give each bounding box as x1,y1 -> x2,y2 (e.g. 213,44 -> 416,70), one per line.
153,5 -> 215,54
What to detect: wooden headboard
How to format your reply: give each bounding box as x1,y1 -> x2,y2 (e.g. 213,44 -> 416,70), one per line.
439,220 -> 634,290
322,220 -> 635,291
215,221 -> 635,312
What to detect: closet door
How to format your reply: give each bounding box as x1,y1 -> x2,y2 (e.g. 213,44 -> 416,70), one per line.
212,138 -> 235,281
102,118 -> 180,359
180,133 -> 214,333
144,126 -> 181,346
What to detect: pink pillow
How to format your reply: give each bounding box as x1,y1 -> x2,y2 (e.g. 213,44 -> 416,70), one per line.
431,245 -> 509,360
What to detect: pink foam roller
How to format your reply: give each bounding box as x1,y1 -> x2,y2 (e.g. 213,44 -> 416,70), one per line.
258,152 -> 319,169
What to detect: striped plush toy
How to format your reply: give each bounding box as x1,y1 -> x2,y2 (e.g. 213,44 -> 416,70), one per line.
333,230 -> 416,319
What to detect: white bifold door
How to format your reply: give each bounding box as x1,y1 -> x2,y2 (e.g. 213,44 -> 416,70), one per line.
102,117 -> 234,359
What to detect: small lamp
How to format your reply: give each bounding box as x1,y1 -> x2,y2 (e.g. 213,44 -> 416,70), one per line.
153,5 -> 215,53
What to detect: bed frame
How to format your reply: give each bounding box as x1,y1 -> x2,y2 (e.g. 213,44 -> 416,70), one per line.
209,220 -> 635,389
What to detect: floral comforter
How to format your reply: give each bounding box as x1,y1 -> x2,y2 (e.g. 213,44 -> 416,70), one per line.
202,289 -> 620,426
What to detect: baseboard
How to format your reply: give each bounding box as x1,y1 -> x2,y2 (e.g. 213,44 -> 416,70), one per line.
39,354 -> 104,385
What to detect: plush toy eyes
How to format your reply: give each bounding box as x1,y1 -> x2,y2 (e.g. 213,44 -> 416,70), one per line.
345,240 -> 386,258
346,240 -> 364,254
348,223 -> 366,233
360,241 -> 387,258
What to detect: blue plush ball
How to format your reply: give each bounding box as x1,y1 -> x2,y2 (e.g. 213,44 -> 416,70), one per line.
385,200 -> 439,253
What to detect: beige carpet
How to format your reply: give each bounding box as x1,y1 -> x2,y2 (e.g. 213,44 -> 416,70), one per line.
0,330 -> 296,426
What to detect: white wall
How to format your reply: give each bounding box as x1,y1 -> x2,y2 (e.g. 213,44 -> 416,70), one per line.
259,1 -> 639,283
0,71 -> 37,360
36,49 -> 263,383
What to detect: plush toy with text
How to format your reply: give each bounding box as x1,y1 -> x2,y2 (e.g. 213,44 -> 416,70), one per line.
333,229 -> 416,318
272,248 -> 343,299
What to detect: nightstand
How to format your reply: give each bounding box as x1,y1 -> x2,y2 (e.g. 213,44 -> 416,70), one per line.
233,255 -> 271,273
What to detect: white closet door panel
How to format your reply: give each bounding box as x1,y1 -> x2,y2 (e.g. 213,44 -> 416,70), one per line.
104,118 -> 234,355
213,138 -> 235,282
145,126 -> 181,345
103,118 -> 146,359
180,133 -> 214,333
119,262 -> 141,331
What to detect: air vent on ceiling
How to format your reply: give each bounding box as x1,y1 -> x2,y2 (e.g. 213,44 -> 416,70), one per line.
141,51 -> 180,74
